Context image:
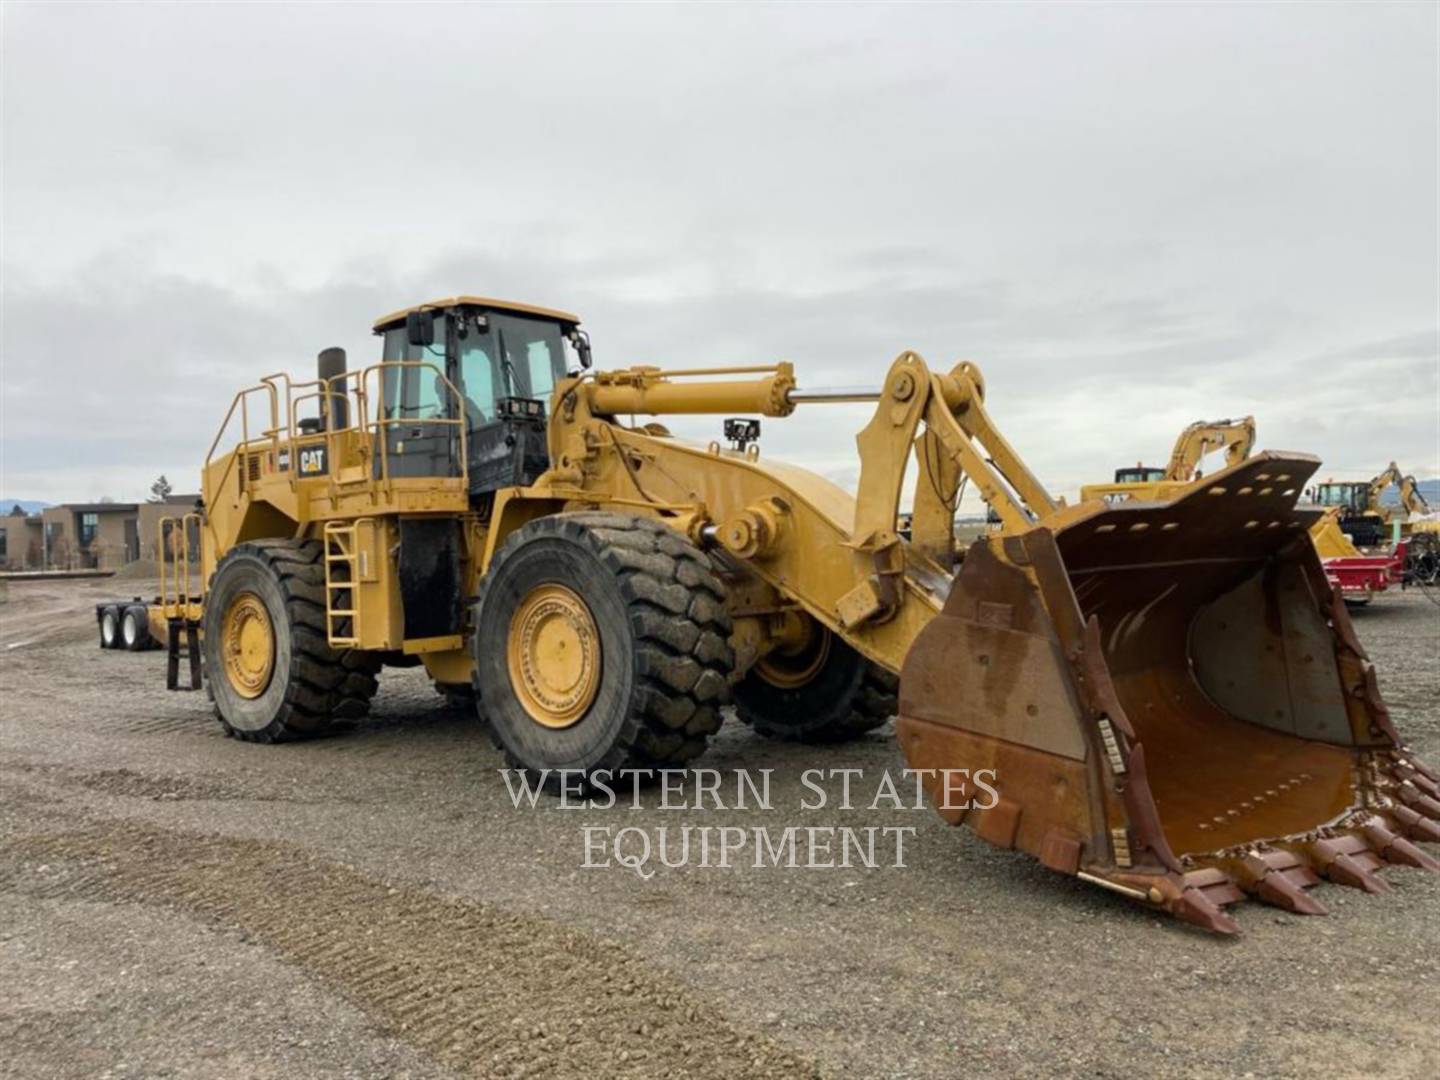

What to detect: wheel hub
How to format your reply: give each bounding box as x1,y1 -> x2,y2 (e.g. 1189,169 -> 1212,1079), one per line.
222,591 -> 275,699
755,611 -> 830,689
507,583 -> 601,728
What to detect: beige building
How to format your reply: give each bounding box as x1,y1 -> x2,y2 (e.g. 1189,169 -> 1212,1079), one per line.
0,494 -> 200,571
37,504 -> 139,569
138,495 -> 203,562
0,508 -> 43,570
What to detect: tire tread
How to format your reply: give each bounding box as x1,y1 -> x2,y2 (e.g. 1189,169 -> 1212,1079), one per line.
207,538 -> 380,743
475,512 -> 734,776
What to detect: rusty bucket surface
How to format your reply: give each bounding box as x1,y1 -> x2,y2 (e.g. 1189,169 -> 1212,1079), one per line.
898,453 -> 1439,932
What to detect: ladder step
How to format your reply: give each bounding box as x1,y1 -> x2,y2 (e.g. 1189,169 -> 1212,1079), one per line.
323,521 -> 362,650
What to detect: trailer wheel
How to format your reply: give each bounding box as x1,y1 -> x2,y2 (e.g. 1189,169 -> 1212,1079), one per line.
473,512 -> 733,785
121,604 -> 152,651
733,618 -> 896,742
98,605 -> 121,649
204,538 -> 380,743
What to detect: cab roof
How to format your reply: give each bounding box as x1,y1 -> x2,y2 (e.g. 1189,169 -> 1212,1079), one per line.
372,296 -> 581,332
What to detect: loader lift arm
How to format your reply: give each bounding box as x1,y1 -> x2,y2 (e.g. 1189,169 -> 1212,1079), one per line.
538,354 -> 1438,932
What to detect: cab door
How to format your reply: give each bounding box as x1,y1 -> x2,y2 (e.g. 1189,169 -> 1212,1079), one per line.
378,315 -> 460,479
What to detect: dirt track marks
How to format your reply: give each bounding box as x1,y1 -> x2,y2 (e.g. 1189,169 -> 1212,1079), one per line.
0,822 -> 823,1080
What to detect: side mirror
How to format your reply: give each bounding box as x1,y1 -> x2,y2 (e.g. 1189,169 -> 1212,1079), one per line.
573,329 -> 593,369
406,310 -> 436,348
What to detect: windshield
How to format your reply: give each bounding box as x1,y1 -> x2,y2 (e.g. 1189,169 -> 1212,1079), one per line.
376,309 -> 571,430
1314,483 -> 1367,511
490,313 -> 568,402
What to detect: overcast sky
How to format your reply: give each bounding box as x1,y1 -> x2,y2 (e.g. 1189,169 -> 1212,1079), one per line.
2,2 -> 1436,508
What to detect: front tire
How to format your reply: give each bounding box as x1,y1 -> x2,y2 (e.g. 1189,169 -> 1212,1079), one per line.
203,539 -> 379,743
473,512 -> 733,782
733,618 -> 897,743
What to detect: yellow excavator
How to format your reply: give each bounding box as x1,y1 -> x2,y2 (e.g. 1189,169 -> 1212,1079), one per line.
1079,416 -> 1256,504
135,297 -> 1437,934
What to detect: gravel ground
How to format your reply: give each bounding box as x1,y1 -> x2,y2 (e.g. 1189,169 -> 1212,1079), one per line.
1,577 -> 1437,1078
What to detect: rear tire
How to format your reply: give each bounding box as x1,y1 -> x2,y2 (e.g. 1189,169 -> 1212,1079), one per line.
733,622 -> 897,743
204,539 -> 380,743
122,604 -> 152,651
99,605 -> 120,649
474,512 -> 733,784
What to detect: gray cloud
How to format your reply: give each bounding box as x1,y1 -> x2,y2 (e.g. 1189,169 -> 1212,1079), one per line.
2,2 -> 1436,505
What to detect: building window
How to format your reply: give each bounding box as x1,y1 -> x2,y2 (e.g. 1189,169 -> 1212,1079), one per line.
0,527 -> 7,559
80,512 -> 99,546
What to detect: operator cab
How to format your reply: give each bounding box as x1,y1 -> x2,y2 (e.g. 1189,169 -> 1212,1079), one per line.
1311,482 -> 1369,513
371,296 -> 591,498
1114,465 -> 1166,485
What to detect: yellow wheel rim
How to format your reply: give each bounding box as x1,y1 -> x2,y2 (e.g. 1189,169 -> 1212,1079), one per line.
506,583 -> 601,729
755,612 -> 831,689
221,591 -> 275,699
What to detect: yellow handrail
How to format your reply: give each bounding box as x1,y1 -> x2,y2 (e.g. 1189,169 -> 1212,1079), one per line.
158,512 -> 203,617
204,360 -> 473,506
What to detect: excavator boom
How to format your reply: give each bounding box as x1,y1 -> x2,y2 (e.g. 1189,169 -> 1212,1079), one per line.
1164,415 -> 1256,482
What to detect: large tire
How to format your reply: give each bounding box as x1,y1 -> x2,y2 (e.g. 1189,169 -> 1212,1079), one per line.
473,512 -> 733,782
733,620 -> 897,743
121,604 -> 152,651
204,539 -> 380,743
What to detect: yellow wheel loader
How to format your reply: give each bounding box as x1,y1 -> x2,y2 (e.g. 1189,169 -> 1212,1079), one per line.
151,296 -> 1438,933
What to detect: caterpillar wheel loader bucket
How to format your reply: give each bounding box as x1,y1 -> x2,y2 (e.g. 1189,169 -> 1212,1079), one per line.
899,453 -> 1440,933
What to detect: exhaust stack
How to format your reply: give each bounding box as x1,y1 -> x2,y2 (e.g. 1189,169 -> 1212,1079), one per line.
318,347 -> 347,429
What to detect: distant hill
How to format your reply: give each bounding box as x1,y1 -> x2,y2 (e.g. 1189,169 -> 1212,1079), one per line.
0,499 -> 51,515
1379,478 -> 1439,508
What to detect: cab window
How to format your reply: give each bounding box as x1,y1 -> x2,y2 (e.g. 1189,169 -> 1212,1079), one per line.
457,335 -> 498,430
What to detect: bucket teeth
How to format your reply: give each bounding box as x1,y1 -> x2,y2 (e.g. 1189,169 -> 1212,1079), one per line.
1237,852 -> 1327,915
1396,782 -> 1440,821
1324,853 -> 1391,895
1405,756 -> 1440,785
1389,805 -> 1440,844
1173,885 -> 1241,935
1258,874 -> 1328,915
1363,820 -> 1440,872
1385,836 -> 1440,873
1404,770 -> 1440,801
1308,839 -> 1392,894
